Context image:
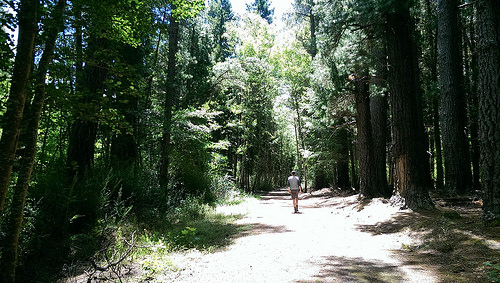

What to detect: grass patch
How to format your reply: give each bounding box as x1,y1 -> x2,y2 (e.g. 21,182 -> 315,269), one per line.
163,212 -> 247,252
216,189 -> 262,206
123,206 -> 249,280
59,192 -> 253,282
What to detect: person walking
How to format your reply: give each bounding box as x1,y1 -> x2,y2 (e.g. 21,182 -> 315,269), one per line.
287,170 -> 302,213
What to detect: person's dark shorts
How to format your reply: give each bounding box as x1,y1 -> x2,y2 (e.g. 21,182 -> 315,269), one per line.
290,190 -> 299,199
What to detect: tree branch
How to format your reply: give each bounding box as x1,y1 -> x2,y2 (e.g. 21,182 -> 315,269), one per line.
458,2 -> 475,9
90,231 -> 136,273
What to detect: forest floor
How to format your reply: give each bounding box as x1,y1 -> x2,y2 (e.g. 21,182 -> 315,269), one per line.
67,188 -> 500,282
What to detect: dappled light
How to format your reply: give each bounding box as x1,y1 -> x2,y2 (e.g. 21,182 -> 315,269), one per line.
1,0 -> 499,282
158,189 -> 438,282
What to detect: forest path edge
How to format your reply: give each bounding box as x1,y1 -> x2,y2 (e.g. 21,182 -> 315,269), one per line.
160,188 -> 441,282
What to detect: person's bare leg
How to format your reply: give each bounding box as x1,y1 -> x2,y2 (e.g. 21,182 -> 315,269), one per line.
293,198 -> 298,212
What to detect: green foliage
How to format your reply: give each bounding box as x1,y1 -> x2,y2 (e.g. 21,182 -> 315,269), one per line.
0,1 -> 14,76
164,211 -> 246,252
177,16 -> 214,108
12,162 -> 137,281
235,13 -> 275,59
0,2 -> 14,124
212,50 -> 287,191
171,196 -> 210,223
210,174 -> 239,203
133,192 -> 247,255
170,106 -> 216,199
484,262 -> 500,282
246,0 -> 274,24
207,0 -> 235,61
79,0 -> 153,47
171,0 -> 205,20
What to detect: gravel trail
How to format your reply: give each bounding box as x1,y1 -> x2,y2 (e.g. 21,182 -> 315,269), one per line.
164,189 -> 438,282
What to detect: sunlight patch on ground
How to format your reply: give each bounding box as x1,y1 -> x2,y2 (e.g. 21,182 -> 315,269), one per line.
166,188 -> 438,282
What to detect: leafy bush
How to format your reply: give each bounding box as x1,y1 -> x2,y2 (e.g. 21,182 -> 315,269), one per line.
15,161 -> 136,281
210,174 -> 238,202
171,196 -> 211,223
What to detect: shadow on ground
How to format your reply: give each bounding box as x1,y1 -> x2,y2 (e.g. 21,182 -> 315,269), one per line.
303,256 -> 405,283
257,188 -> 359,209
355,200 -> 500,282
236,223 -> 293,238
257,189 -> 292,201
166,214 -> 293,252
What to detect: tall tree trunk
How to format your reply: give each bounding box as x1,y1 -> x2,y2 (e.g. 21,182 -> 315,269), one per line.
370,94 -> 389,196
309,2 -> 317,59
0,2 -> 66,279
422,0 -> 443,192
432,96 -> 444,191
437,0 -> 472,195
476,0 -> 500,224
349,136 -> 357,191
334,124 -> 351,190
66,35 -> 107,177
292,93 -> 306,191
110,44 -> 141,170
385,4 -> 434,210
336,160 -> 350,190
354,72 -> 376,198
110,44 -> 140,198
138,10 -> 165,167
0,0 -> 38,212
159,17 -> 180,188
463,7 -> 481,191
371,45 -> 390,197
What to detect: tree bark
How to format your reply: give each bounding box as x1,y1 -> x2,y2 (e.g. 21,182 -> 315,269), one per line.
432,96 -> 444,191
349,138 -> 357,191
66,2 -> 112,177
66,37 -> 107,177
110,44 -> 141,171
370,94 -> 390,196
385,4 -> 434,210
0,0 -> 38,212
437,0 -> 472,195
476,0 -> 500,224
334,125 -> 351,190
0,2 -> 66,280
422,0 -> 443,192
354,72 -> 376,198
159,16 -> 180,188
463,7 -> 480,191
371,45 -> 390,197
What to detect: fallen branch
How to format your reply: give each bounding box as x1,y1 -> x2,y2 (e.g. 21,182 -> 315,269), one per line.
87,230 -> 137,281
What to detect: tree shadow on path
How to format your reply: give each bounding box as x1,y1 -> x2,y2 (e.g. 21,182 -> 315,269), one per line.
355,203 -> 500,282
256,188 -> 291,200
257,187 -> 358,203
304,256 -> 405,283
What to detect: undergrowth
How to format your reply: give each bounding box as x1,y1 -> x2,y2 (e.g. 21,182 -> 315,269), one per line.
60,190 -> 251,281
484,262 -> 500,282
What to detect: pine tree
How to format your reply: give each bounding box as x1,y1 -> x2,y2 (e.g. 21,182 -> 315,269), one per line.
385,1 -> 434,210
477,0 -> 500,224
247,0 -> 274,24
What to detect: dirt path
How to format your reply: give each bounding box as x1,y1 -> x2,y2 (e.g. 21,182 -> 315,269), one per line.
161,189 -> 438,282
